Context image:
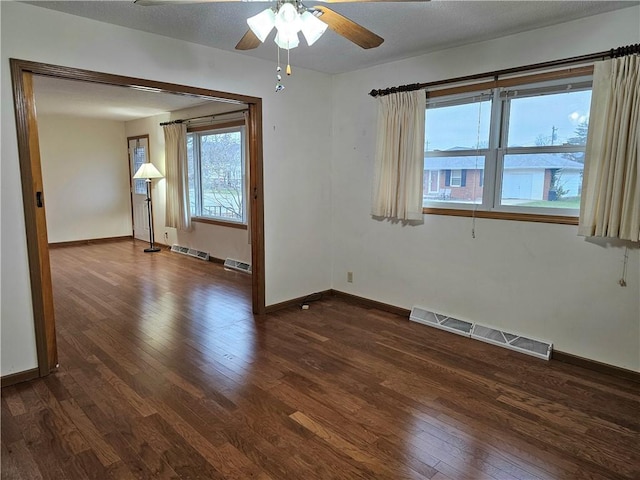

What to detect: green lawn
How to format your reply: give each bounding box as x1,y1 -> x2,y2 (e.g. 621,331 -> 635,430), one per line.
519,199 -> 580,208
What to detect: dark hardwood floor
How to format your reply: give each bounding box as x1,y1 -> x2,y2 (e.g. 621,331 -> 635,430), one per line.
2,239 -> 639,479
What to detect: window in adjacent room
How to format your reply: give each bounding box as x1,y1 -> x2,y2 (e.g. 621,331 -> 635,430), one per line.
423,72 -> 592,222
187,123 -> 246,225
132,140 -> 148,195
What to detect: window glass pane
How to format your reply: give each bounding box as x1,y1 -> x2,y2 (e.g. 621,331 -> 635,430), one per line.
187,134 -> 196,216
199,131 -> 244,221
500,153 -> 583,209
133,145 -> 147,195
450,170 -> 462,187
507,90 -> 591,147
426,99 -> 492,151
423,156 -> 485,205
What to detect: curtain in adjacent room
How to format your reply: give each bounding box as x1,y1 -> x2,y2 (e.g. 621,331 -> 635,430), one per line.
372,90 -> 426,222
579,55 -> 639,241
243,111 -> 252,245
163,123 -> 192,231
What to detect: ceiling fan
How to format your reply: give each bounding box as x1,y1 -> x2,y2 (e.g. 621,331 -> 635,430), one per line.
135,0 -> 422,90
134,0 -> 422,51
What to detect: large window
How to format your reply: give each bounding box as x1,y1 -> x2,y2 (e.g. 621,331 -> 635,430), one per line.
423,74 -> 592,220
187,125 -> 246,224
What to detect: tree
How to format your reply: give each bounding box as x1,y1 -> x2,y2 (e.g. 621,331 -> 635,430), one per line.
549,168 -> 569,200
535,126 -> 558,147
535,133 -> 552,146
199,131 -> 244,220
563,120 -> 589,164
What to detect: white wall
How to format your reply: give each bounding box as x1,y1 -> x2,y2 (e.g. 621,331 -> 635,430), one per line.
37,114 -> 131,243
330,6 -> 640,371
1,1 -> 333,376
2,1 -> 638,377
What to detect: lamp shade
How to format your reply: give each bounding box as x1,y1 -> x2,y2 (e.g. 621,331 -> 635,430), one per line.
133,162 -> 163,179
300,11 -> 327,46
247,8 -> 276,43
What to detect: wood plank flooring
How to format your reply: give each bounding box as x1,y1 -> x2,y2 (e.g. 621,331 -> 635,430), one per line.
2,239 -> 639,479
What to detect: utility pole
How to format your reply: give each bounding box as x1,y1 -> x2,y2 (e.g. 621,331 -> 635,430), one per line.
551,126 -> 558,145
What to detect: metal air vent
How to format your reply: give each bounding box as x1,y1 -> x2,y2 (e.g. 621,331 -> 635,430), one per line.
224,258 -> 252,274
409,306 -> 552,360
170,244 -> 209,261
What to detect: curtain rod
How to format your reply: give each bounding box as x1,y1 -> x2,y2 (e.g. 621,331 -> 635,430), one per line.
369,43 -> 640,98
160,107 -> 248,126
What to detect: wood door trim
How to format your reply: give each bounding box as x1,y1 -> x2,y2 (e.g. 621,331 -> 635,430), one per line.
9,58 -> 266,379
248,101 -> 265,314
10,65 -> 57,376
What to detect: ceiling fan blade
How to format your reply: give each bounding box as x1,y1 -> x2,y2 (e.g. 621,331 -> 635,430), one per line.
134,0 -> 245,6
313,6 -> 383,49
134,0 -> 427,5
317,0 -> 427,2
236,29 -> 262,50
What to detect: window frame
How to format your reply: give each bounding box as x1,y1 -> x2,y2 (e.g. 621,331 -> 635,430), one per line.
422,67 -> 594,225
423,89 -> 492,211
449,169 -> 462,187
187,121 -> 247,228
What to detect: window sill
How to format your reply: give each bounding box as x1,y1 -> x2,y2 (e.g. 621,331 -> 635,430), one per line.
422,207 -> 578,225
192,217 -> 248,230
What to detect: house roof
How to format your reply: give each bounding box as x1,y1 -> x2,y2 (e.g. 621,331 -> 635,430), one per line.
424,154 -> 584,171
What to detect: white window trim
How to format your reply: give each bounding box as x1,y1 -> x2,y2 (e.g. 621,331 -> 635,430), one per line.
450,169 -> 462,187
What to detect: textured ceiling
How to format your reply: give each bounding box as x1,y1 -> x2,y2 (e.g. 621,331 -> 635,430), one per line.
33,76 -> 215,121
25,0 -> 640,74
25,0 -> 640,121
32,76 -> 228,120
33,76 -> 225,121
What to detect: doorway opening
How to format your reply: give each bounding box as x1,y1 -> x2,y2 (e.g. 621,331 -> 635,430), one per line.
128,134 -> 151,243
10,58 -> 266,378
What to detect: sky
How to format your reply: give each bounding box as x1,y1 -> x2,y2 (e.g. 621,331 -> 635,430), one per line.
426,89 -> 592,151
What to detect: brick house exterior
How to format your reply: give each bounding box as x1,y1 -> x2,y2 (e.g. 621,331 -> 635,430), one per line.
424,154 -> 583,203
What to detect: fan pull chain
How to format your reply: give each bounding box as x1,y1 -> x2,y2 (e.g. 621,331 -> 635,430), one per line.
619,246 -> 629,287
286,45 -> 292,76
275,46 -> 284,93
471,94 -> 483,239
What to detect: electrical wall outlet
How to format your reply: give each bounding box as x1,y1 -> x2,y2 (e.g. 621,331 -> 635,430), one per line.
347,271 -> 353,283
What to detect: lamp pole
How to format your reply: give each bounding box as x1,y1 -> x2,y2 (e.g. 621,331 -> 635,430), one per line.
133,162 -> 163,253
144,178 -> 160,253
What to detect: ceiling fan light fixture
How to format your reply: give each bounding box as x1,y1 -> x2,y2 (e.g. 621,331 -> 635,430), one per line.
274,2 -> 301,37
274,31 -> 299,50
247,7 -> 275,43
300,11 -> 327,46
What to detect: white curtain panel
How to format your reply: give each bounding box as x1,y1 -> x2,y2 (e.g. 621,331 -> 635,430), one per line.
163,123 -> 192,231
579,55 -> 639,241
372,90 -> 426,222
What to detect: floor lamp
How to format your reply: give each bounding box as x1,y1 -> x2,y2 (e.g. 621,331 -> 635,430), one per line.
133,162 -> 163,253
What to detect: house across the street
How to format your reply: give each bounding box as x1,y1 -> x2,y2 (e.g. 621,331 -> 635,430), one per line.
424,153 -> 584,203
